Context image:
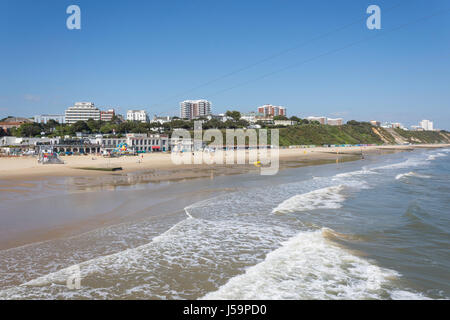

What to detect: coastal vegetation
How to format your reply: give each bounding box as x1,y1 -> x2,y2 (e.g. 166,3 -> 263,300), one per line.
3,114 -> 450,146
393,128 -> 450,144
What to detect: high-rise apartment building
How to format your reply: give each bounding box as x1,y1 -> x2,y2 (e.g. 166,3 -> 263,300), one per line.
419,119 -> 433,131
180,100 -> 212,119
257,105 -> 286,117
65,102 -> 100,124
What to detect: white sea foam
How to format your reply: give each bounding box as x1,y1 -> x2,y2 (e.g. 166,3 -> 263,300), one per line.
202,228 -> 424,300
333,167 -> 376,179
390,290 -> 431,300
374,158 -> 430,171
272,186 -> 346,214
427,153 -> 446,161
395,172 -> 432,180
0,217 -> 293,299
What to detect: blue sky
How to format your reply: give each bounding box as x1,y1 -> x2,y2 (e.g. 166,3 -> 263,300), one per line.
1,0 -> 449,129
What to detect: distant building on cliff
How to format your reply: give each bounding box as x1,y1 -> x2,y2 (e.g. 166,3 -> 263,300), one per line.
126,110 -> 149,123
100,109 -> 116,122
180,100 -> 212,119
34,114 -> 66,124
65,102 -> 100,124
257,105 -> 286,117
307,116 -> 327,125
419,119 -> 434,131
326,118 -> 343,126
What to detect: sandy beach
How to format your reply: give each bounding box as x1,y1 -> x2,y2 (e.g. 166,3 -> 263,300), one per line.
0,143 -> 447,250
0,144 -> 447,181
1,145 -> 449,299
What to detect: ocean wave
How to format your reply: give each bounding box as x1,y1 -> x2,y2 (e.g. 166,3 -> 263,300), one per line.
272,186 -> 346,214
333,167 -> 377,179
427,153 -> 446,161
202,228 -> 424,300
395,172 -> 431,180
374,158 -> 430,171
0,217 -> 294,299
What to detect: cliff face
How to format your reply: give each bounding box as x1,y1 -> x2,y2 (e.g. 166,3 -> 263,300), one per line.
276,123 -> 450,146
389,128 -> 450,144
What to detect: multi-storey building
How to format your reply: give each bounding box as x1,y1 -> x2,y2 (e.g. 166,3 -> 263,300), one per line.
419,119 -> 434,131
240,112 -> 265,123
257,105 -> 286,117
274,120 -> 297,126
307,116 -> 327,125
125,133 -> 169,152
370,120 -> 381,127
126,110 -> 148,122
180,100 -> 211,119
95,133 -> 169,153
65,102 -> 101,124
327,118 -> 343,126
34,114 -> 66,124
151,115 -> 173,124
100,109 -> 116,122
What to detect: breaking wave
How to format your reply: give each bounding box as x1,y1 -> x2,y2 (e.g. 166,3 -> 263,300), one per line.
395,172 -> 432,180
272,186 -> 346,214
202,228 -> 425,300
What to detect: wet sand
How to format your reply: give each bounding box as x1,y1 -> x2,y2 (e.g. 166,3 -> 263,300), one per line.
0,144 -> 448,250
1,144 -> 446,181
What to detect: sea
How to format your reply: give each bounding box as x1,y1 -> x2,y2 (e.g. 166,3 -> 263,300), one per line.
0,148 -> 449,299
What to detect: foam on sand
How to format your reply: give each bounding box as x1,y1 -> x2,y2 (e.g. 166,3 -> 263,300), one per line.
202,228 -> 424,300
272,185 -> 345,214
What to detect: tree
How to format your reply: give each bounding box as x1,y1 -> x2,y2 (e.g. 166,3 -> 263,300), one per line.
290,116 -> 301,122
204,118 -> 224,129
273,115 -> 288,120
347,120 -> 361,126
71,121 -> 90,134
117,121 -> 137,134
17,123 -> 42,137
86,119 -> 103,133
224,120 -> 238,129
100,123 -> 114,134
225,110 -> 241,122
298,118 -> 310,125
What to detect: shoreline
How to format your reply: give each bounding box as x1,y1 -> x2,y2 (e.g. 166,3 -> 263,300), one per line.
0,144 -> 447,182
0,143 -> 447,251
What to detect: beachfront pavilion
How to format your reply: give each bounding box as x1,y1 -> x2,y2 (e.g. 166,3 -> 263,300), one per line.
51,144 -> 101,154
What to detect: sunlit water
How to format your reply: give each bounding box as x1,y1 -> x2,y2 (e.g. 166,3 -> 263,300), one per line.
0,148 -> 449,299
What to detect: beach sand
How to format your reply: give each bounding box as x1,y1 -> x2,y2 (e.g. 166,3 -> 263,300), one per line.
1,144 -> 446,181
0,144 -> 448,250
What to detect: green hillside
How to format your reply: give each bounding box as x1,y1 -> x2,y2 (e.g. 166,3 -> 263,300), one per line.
273,123 -> 450,146
276,122 -> 386,146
